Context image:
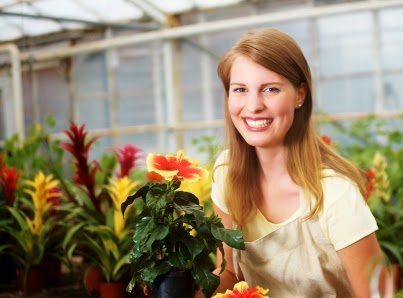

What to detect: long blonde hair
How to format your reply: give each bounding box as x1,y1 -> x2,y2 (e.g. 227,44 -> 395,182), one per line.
216,29 -> 368,226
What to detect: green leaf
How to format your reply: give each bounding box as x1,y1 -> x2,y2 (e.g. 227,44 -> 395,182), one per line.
191,265 -> 220,298
62,221 -> 86,249
169,253 -> 188,270
121,185 -> 150,216
182,237 -> 205,260
141,262 -> 171,285
145,225 -> 169,251
175,191 -> 199,205
175,203 -> 205,226
211,225 -> 245,250
146,188 -> 169,214
380,241 -> 403,265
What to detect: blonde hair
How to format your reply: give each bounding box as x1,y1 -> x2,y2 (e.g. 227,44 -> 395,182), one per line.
216,29 -> 368,226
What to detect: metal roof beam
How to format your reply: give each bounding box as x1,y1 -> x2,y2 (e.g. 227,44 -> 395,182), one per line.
20,0 -> 403,62
128,0 -> 170,26
0,11 -> 159,31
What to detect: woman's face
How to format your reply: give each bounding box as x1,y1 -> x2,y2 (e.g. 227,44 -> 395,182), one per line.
228,55 -> 306,149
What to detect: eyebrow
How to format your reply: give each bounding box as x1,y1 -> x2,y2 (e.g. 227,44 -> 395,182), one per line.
229,82 -> 284,86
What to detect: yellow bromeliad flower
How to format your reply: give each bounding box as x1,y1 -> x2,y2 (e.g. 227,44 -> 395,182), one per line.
24,171 -> 60,234
105,176 -> 138,237
213,281 -> 269,298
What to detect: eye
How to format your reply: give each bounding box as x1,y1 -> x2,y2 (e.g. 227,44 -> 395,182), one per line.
263,87 -> 280,94
232,87 -> 246,93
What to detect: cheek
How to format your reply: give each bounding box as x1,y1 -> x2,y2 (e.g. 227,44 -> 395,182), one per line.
228,97 -> 242,116
271,99 -> 295,116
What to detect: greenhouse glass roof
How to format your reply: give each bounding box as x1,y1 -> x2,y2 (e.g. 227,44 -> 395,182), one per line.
0,0 -> 243,43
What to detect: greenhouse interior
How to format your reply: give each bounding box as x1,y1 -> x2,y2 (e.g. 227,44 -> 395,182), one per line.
0,0 -> 402,297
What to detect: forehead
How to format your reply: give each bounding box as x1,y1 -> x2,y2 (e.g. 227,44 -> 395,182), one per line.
229,55 -> 287,84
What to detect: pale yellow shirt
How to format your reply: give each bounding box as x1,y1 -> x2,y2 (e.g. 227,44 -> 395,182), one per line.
211,151 -> 378,250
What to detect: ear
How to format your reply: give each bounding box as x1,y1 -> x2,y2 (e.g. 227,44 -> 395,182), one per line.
295,83 -> 307,109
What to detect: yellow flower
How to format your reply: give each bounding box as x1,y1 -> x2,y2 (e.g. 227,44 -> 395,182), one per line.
105,176 -> 138,237
24,171 -> 60,234
212,281 -> 269,298
178,165 -> 212,207
147,150 -> 209,182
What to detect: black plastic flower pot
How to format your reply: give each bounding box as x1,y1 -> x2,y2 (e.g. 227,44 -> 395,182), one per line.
151,268 -> 195,298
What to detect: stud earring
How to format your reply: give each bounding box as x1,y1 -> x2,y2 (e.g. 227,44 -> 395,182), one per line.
297,103 -> 302,108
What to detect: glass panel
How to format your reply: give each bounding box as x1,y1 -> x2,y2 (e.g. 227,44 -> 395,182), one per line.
319,77 -> 374,113
77,98 -> 109,129
383,74 -> 403,111
75,52 -> 107,95
317,12 -> 373,76
380,8 -> 403,69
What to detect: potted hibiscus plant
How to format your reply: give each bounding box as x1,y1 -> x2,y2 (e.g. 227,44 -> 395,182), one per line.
121,150 -> 245,298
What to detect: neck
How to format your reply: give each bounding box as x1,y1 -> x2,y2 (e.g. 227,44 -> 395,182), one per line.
255,146 -> 289,180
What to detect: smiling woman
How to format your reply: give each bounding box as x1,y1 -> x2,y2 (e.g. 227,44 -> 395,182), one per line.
209,28 -> 386,298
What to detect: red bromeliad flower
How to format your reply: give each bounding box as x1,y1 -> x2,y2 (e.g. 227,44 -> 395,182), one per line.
59,122 -> 101,213
47,188 -> 63,217
321,135 -> 332,146
111,144 -> 144,178
0,164 -> 23,206
365,169 -> 377,200
146,150 -> 209,182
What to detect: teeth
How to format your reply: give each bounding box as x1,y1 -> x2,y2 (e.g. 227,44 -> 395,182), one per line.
246,119 -> 272,128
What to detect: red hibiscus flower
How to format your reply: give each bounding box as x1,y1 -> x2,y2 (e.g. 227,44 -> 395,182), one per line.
146,150 -> 208,182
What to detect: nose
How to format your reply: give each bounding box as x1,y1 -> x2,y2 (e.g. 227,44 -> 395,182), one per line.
246,91 -> 265,112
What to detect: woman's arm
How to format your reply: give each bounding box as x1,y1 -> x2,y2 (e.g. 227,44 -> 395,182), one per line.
337,232 -> 385,298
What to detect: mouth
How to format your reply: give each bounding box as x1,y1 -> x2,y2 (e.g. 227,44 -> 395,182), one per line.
244,118 -> 273,128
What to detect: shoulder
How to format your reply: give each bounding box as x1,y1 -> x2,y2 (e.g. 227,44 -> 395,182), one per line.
318,169 -> 378,250
211,150 -> 229,214
213,150 -> 229,183
320,168 -> 361,207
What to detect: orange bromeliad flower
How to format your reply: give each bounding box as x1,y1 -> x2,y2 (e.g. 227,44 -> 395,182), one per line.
213,281 -> 269,298
146,150 -> 209,182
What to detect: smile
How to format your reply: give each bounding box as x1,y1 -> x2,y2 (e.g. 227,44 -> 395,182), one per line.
245,118 -> 273,128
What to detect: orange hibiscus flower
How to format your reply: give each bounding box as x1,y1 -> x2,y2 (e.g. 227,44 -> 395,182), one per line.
213,281 -> 269,298
146,150 -> 209,182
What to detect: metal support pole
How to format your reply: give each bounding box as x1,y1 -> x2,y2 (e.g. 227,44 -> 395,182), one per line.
0,43 -> 25,140
372,10 -> 383,112
105,29 -> 119,147
162,39 -> 183,151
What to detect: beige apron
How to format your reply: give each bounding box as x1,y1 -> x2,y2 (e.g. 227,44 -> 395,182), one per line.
235,204 -> 355,297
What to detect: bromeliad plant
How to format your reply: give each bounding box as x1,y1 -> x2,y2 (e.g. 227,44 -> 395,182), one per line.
121,150 -> 245,298
0,171 -> 61,285
62,139 -> 145,286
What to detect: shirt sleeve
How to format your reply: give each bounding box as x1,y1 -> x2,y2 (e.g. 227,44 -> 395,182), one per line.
211,151 -> 230,215
319,174 -> 378,251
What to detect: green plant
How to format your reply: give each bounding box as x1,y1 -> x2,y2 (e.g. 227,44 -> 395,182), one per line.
0,171 -> 63,291
319,114 -> 403,266
64,223 -> 134,283
121,150 -> 245,298
61,138 -> 145,286
0,116 -> 68,266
